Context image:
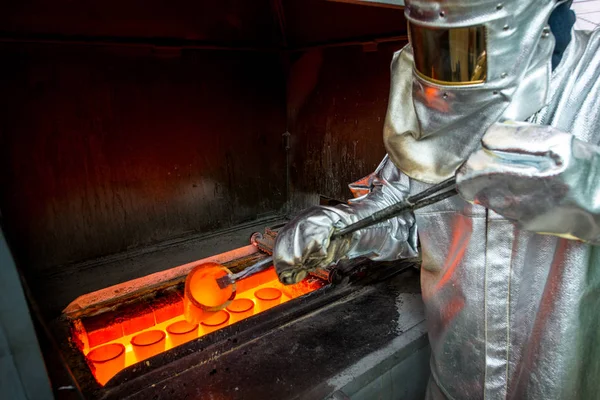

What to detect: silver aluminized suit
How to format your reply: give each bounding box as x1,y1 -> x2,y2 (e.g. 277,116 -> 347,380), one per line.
273,1 -> 600,398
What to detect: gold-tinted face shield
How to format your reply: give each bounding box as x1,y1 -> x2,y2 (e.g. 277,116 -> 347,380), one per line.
408,22 -> 487,85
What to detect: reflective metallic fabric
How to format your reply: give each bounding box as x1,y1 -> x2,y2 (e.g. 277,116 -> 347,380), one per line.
385,0 -> 561,184
274,19 -> 600,400
457,122 -> 600,244
406,29 -> 600,400
273,156 -> 418,284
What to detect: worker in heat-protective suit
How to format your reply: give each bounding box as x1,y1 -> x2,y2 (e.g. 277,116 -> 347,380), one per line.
273,0 -> 600,398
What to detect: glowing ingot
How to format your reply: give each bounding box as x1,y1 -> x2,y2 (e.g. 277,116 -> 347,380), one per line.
167,320 -> 199,347
200,310 -> 230,334
254,287 -> 282,312
131,330 -> 166,361
226,298 -> 255,324
87,343 -> 125,385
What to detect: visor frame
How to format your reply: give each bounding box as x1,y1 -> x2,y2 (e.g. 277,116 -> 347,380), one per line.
408,21 -> 489,86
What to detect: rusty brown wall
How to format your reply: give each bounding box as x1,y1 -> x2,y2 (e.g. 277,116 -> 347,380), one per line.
287,42 -> 407,210
0,44 -> 286,272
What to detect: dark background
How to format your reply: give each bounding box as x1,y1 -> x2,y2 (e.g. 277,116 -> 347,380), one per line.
0,0 -> 408,279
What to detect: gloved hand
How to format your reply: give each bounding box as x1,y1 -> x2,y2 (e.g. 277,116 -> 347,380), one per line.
456,122 -> 600,243
274,156 -> 419,285
273,206 -> 353,285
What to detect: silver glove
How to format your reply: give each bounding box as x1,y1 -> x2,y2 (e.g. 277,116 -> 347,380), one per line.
274,156 -> 419,285
457,122 -> 600,244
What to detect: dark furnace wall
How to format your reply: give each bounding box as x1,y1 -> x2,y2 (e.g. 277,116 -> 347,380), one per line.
287,43 -> 404,210
0,45 -> 288,273
281,0 -> 408,208
0,0 -> 407,283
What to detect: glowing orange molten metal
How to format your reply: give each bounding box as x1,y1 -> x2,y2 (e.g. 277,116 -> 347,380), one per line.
183,263 -> 236,324
80,264 -> 323,386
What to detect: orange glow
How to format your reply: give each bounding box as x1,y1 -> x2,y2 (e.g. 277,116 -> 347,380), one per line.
227,298 -> 255,324
79,266 -> 323,386
201,310 -> 230,333
86,343 -> 125,385
415,86 -> 451,113
255,288 -> 282,301
183,263 -> 236,324
434,216 -> 472,292
167,320 -> 199,335
201,310 -> 230,326
131,330 -> 166,361
166,321 -> 199,347
235,268 -> 278,293
424,86 -> 437,101
152,291 -> 184,324
254,287 -> 282,312
86,325 -> 123,349
227,298 -> 254,313
121,305 -> 155,336
131,330 -> 166,346
82,311 -> 123,349
187,263 -> 235,307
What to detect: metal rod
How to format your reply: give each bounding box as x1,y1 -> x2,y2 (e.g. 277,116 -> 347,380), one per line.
217,178 -> 457,288
229,256 -> 274,281
407,177 -> 456,204
216,256 -> 274,289
332,179 -> 457,239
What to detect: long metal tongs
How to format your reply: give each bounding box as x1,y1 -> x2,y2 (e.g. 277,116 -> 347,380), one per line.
331,176 -> 457,237
216,177 -> 457,288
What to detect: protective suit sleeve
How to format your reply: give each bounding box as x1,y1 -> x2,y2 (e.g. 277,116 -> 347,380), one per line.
274,155 -> 418,284
457,122 -> 600,244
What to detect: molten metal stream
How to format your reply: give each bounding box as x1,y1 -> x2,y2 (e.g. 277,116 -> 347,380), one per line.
80,266 -> 322,385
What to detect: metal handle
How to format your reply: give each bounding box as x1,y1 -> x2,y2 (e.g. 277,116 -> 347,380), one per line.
229,256 -> 273,281
332,177 -> 457,239
216,256 -> 273,289
218,177 -> 457,288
